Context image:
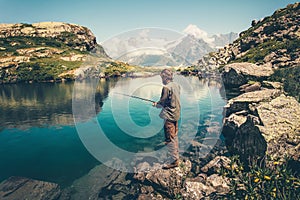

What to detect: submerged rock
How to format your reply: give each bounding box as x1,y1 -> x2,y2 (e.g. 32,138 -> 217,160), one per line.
63,162 -> 136,200
0,176 -> 61,200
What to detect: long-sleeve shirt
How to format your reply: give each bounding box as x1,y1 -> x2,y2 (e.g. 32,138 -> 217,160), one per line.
157,81 -> 181,122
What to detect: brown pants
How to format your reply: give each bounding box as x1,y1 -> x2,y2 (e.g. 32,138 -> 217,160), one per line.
164,120 -> 179,162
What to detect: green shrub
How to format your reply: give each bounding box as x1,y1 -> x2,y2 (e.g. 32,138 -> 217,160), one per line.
104,62 -> 135,77
0,36 -> 86,54
15,58 -> 82,82
269,66 -> 300,101
20,23 -> 34,28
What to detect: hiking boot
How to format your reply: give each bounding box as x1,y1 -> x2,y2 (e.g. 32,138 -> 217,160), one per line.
162,160 -> 179,169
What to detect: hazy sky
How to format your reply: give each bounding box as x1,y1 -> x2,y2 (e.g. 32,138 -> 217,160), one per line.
0,0 -> 298,42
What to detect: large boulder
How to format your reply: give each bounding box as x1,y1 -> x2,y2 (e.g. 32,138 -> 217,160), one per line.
222,114 -> 267,161
222,89 -> 300,163
257,95 -> 300,161
0,177 -> 61,200
134,160 -> 192,198
223,89 -> 282,117
222,62 -> 274,87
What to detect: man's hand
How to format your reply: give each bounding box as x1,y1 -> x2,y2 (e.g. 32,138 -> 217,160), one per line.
153,102 -> 162,108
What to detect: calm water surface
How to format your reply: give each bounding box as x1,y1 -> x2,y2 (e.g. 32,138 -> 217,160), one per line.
0,76 -> 226,188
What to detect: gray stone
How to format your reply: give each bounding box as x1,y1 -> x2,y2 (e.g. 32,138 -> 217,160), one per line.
201,156 -> 231,174
223,114 -> 267,161
223,89 -> 282,117
222,89 -> 300,163
240,82 -> 261,93
257,94 -> 300,161
222,62 -> 273,87
134,160 -> 192,198
182,174 -> 229,199
206,174 -> 230,194
262,81 -> 283,90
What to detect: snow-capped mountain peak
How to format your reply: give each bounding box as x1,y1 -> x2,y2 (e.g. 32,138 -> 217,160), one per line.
101,27 -> 238,66
183,24 -> 215,44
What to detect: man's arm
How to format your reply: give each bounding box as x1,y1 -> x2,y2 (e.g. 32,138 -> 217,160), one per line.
153,87 -> 169,108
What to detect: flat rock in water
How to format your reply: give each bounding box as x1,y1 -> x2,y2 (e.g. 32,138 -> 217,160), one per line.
0,176 -> 61,200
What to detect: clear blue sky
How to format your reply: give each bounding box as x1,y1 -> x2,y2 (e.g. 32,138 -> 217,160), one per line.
0,0 -> 298,42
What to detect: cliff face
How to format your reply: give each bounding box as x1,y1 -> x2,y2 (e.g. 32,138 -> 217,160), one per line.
0,22 -> 110,83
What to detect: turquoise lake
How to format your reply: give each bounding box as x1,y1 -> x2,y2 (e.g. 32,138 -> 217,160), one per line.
0,75 -> 227,188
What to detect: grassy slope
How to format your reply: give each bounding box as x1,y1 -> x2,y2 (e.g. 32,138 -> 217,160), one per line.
0,36 -> 86,82
269,66 -> 300,101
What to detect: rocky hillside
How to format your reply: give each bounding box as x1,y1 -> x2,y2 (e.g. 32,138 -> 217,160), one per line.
218,3 -> 300,198
198,2 -> 300,70
201,2 -> 300,101
0,22 -> 111,83
219,2 -> 300,160
213,4 -> 300,199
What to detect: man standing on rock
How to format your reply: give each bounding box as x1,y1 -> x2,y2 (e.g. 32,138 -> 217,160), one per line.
153,69 -> 181,169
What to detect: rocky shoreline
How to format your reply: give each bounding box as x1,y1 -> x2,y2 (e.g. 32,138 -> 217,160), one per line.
0,156 -> 232,200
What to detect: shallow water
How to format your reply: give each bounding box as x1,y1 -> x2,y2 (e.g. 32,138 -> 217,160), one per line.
0,75 -> 226,187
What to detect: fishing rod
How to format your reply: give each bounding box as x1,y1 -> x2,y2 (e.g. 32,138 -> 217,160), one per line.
114,92 -> 156,103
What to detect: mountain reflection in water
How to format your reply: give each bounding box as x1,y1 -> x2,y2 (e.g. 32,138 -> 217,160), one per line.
0,79 -> 118,130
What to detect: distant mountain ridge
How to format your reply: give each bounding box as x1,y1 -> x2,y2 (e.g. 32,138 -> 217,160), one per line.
101,25 -> 238,66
